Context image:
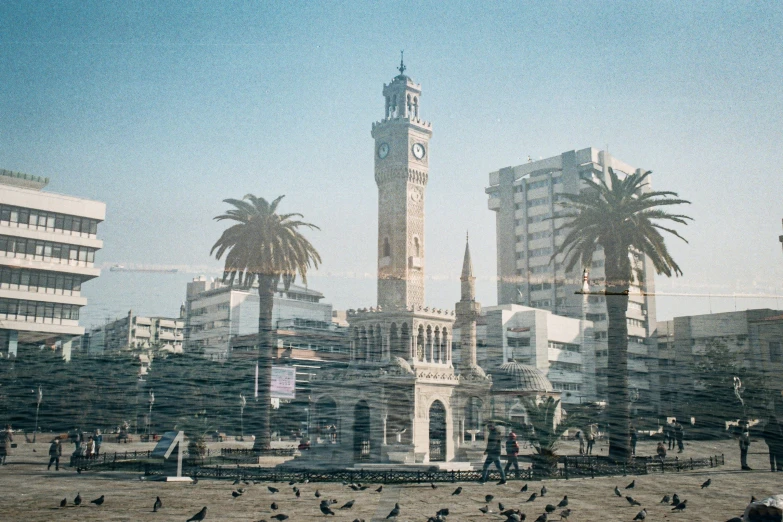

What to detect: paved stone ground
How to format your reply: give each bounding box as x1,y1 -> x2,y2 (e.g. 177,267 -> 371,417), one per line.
0,437 -> 781,521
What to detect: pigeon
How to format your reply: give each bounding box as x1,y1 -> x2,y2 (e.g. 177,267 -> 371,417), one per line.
614,486 -> 622,497
527,493 -> 538,502
59,498 -> 67,508
499,502 -> 506,511
268,486 -> 279,494
359,485 -> 369,491
232,491 -> 242,498
672,499 -> 687,511
186,506 -> 208,521
340,500 -> 355,509
625,480 -> 635,489
74,493 -> 82,506
271,515 -> 289,521
660,495 -> 671,504
386,503 -> 400,519
153,496 -> 162,512
436,508 -> 450,517
237,488 -> 246,494
626,496 -> 642,506
376,486 -> 383,493
557,496 -> 568,508
90,495 -> 104,506
541,486 -> 547,497
502,508 -> 521,516
701,478 -> 711,489
671,494 -> 680,506
271,502 -> 278,510
319,504 -> 335,516
192,477 -> 199,485
486,494 -> 495,503
315,490 -> 321,498
479,505 -> 490,514
505,514 -> 523,522
521,484 -> 528,492
545,504 -> 557,513
633,508 -> 647,520
559,509 -> 572,521
452,486 -> 462,495
431,482 -> 438,489
350,484 -> 361,491
534,514 -> 547,522
295,490 -> 301,498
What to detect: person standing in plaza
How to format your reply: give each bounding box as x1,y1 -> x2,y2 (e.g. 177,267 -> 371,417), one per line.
674,420 -> 684,453
480,422 -> 506,484
94,430 -> 102,456
47,438 -> 62,470
664,420 -> 674,450
586,427 -> 595,455
0,425 -> 12,465
504,431 -> 520,479
630,426 -> 638,456
738,421 -> 752,470
576,430 -> 585,455
762,415 -> 783,472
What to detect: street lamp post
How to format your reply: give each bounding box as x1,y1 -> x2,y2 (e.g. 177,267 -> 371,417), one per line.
33,386 -> 42,443
239,394 -> 246,441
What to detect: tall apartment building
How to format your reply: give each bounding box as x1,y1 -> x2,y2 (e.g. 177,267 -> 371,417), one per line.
486,148 -> 659,414
184,276 -> 337,361
0,169 -> 105,359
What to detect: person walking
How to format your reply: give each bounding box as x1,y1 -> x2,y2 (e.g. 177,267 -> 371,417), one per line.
504,431 -> 520,479
85,436 -> 95,459
47,438 -> 62,470
94,430 -> 103,456
630,426 -> 638,456
576,430 -> 585,455
586,428 -> 595,455
762,415 -> 783,472
0,425 -> 12,465
738,421 -> 752,471
480,422 -> 506,484
674,420 -> 684,453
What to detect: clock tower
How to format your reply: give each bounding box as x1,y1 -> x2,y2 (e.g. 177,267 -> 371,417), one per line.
371,55 -> 432,310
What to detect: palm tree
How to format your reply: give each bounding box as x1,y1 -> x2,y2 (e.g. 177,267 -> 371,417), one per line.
553,168 -> 691,461
211,195 -> 321,450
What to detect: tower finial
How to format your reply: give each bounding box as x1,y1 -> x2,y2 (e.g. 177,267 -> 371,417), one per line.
398,50 -> 406,75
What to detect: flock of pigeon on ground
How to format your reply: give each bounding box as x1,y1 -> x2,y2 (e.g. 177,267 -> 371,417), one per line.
54,474 -> 757,521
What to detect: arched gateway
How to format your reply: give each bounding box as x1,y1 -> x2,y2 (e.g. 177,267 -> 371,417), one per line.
428,400 -> 447,461
353,400 -> 371,461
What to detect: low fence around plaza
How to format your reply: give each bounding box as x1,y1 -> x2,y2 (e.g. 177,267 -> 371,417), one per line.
69,450 -> 725,483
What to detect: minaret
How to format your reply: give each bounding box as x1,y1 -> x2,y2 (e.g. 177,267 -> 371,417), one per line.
455,235 -> 486,377
371,53 -> 432,310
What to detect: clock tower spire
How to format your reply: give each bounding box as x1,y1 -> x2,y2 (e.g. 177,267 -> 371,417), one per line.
371,59 -> 432,310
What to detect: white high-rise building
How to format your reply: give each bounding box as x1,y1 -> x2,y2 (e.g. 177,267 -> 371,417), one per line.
0,168 -> 105,359
486,148 -> 659,413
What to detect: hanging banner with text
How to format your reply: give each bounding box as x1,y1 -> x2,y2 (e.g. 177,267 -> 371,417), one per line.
270,365 -> 297,400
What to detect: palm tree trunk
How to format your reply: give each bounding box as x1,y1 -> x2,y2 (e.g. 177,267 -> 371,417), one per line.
252,275 -> 278,452
605,255 -> 631,462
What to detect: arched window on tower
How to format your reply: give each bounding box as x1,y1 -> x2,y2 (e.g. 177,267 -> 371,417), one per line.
413,96 -> 419,118
383,237 -> 391,258
413,237 -> 421,258
385,96 -> 391,118
406,94 -> 412,117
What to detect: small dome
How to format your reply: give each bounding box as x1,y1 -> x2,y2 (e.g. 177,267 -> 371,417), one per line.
491,361 -> 553,393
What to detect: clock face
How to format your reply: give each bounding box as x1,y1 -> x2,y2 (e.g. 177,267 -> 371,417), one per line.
412,142 -> 425,160
378,142 -> 389,159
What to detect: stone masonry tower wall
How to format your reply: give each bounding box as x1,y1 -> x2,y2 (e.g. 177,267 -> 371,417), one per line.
371,60 -> 432,310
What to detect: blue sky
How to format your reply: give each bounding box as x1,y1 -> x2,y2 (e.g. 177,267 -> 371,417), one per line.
2,1 -> 782,326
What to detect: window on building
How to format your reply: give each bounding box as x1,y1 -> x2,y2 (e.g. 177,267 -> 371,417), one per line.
586,313 -> 606,322
770,341 -> 782,363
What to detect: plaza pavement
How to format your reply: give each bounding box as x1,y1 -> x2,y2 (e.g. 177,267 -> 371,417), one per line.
0,436 -> 781,521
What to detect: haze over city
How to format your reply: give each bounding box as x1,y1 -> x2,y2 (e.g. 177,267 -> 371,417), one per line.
2,1 -> 781,327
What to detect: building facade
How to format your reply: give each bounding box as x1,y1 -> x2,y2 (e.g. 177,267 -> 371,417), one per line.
485,149 -> 659,414
86,310 -> 185,354
0,168 -> 105,359
655,308 -> 783,419
459,304 -> 596,405
184,276 -> 336,360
